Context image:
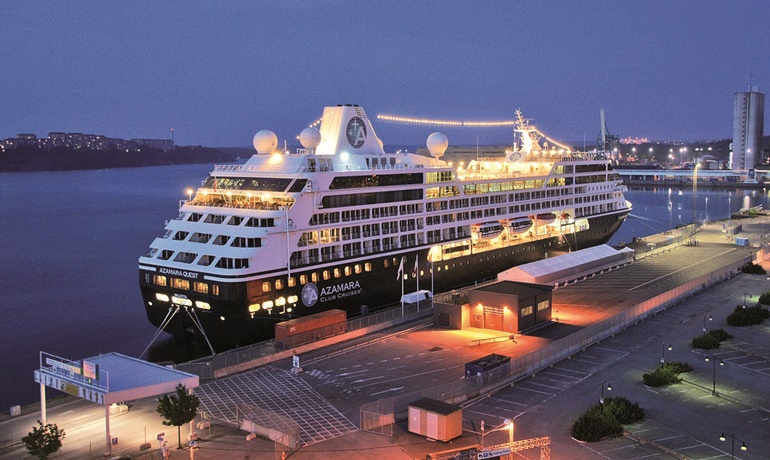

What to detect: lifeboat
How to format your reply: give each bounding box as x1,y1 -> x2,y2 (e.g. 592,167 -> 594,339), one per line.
505,217 -> 532,234
534,213 -> 557,225
471,221 -> 505,239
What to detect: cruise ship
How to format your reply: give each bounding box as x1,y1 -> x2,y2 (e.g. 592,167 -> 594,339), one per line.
138,104 -> 632,348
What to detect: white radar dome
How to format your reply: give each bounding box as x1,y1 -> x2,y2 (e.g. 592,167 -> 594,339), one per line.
299,127 -> 322,150
426,132 -> 448,158
253,130 -> 278,154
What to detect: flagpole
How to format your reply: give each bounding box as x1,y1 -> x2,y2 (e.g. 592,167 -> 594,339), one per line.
431,260 -> 434,307
415,255 -> 420,293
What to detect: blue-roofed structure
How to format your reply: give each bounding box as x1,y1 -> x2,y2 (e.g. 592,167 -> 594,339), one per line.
35,351 -> 199,457
85,352 -> 199,405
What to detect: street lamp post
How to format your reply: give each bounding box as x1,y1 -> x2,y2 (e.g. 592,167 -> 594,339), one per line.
660,343 -> 672,363
504,418 -> 513,460
480,418 -> 513,453
705,355 -> 724,396
719,432 -> 748,459
703,314 -> 712,332
600,381 -> 611,410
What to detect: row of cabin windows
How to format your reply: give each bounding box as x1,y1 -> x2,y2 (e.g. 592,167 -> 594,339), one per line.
149,274 -> 220,296
156,249 -> 250,269
171,232 -> 262,248
186,212 -> 275,228
310,203 -> 423,226
260,262 -> 375,293
427,187 -> 574,213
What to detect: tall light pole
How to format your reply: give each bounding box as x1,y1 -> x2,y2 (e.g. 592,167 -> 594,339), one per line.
600,381 -> 611,410
660,343 -> 672,363
692,164 -> 700,237
705,355 -> 724,396
504,418 -> 513,460
719,432 -> 747,459
703,314 -> 712,332
186,188 -> 193,203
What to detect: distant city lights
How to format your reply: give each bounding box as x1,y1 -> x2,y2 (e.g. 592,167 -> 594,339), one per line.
621,136 -> 650,144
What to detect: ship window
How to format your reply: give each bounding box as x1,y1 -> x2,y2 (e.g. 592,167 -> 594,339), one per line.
212,235 -> 230,245
191,233 -> 212,243
345,266 -> 352,276
521,306 -> 533,316
364,262 -> 372,272
187,213 -> 203,222
354,264 -> 361,274
173,252 -> 198,263
383,259 -> 389,268
228,216 -> 244,226
170,278 -> 190,290
173,231 -> 188,241
300,274 -> 308,285
212,285 -> 219,296
288,277 -> 296,288
312,272 -> 319,283
153,275 -> 167,286
538,300 -> 549,311
333,268 -> 341,278
197,255 -> 215,266
194,282 -> 209,294
262,281 -> 271,292
204,214 -> 226,224
158,250 -> 174,260
323,270 -> 330,281
275,279 -> 283,290
232,237 -> 262,248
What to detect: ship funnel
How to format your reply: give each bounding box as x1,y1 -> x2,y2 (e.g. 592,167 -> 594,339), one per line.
314,105 -> 385,156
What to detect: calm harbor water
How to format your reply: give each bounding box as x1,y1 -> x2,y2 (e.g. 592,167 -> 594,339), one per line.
0,166 -> 765,410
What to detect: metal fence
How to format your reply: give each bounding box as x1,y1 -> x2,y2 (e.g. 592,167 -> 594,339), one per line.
176,299 -> 435,379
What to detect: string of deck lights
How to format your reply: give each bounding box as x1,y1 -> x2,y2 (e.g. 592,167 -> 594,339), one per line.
376,114 -> 516,127
377,113 -> 573,152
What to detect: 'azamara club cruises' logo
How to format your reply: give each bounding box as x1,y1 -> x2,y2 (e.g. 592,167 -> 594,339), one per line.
346,116 -> 366,148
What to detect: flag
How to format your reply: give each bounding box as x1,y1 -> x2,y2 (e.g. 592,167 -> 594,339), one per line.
396,256 -> 404,280
412,255 -> 419,278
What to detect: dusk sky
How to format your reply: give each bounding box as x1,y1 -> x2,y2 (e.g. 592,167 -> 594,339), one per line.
2,1 -> 769,148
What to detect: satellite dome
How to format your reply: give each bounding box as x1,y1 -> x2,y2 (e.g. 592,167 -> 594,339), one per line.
299,127 -> 322,150
376,137 -> 384,149
426,132 -> 448,158
253,130 -> 278,154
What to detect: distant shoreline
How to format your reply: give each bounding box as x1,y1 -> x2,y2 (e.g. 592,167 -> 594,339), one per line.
0,145 -> 247,172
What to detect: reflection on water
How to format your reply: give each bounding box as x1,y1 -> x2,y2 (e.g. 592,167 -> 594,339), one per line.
610,186 -> 768,246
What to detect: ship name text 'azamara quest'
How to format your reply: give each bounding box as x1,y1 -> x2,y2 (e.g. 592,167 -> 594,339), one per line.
138,105 -> 631,348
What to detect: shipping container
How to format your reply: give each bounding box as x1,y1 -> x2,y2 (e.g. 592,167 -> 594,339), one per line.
275,309 -> 346,347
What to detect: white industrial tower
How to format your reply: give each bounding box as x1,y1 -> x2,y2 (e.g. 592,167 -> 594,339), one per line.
730,85 -> 765,170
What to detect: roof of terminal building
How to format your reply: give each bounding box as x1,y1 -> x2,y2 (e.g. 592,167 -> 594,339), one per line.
499,244 -> 634,285
514,245 -> 622,278
474,280 -> 552,297
86,352 -> 199,404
